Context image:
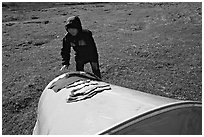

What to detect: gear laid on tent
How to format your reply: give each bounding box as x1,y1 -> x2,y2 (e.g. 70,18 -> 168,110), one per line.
66,80 -> 111,103
48,71 -> 101,92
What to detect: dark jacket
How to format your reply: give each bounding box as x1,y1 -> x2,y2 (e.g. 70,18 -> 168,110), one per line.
61,16 -> 99,65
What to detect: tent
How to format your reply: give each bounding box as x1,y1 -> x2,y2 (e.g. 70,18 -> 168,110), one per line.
33,72 -> 202,135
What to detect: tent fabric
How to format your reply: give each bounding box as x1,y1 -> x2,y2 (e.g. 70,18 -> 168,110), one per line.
99,102 -> 202,135
33,72 -> 202,135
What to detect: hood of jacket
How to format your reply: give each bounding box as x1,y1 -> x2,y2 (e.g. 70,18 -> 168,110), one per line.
65,16 -> 82,32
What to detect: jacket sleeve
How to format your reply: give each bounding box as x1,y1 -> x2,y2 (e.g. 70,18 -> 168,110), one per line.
61,36 -> 71,65
88,31 -> 99,61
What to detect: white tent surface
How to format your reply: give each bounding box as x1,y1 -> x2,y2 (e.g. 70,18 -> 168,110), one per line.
33,72 -> 201,135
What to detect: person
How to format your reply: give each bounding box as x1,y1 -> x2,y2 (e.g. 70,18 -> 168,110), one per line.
60,16 -> 101,79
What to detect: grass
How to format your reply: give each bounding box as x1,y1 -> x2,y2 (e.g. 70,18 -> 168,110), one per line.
2,2 -> 202,135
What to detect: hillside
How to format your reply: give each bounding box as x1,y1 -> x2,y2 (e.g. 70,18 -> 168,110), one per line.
2,2 -> 202,135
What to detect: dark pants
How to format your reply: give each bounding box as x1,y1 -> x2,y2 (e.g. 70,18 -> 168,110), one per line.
76,60 -> 101,79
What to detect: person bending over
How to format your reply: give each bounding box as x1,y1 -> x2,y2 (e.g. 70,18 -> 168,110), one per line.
60,16 -> 101,79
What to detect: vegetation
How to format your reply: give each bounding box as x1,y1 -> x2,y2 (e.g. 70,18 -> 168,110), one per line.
2,2 -> 202,134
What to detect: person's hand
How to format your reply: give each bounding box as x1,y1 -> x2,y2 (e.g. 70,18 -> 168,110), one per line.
60,65 -> 69,71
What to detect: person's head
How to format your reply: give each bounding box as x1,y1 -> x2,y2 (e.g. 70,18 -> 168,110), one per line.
65,16 -> 82,36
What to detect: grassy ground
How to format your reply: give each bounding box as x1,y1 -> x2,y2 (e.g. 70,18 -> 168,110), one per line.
2,2 -> 202,135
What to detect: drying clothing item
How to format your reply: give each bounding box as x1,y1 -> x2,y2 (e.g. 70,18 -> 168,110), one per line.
48,71 -> 110,103
66,80 -> 111,103
49,77 -> 111,103
48,71 -> 101,92
49,76 -> 87,93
